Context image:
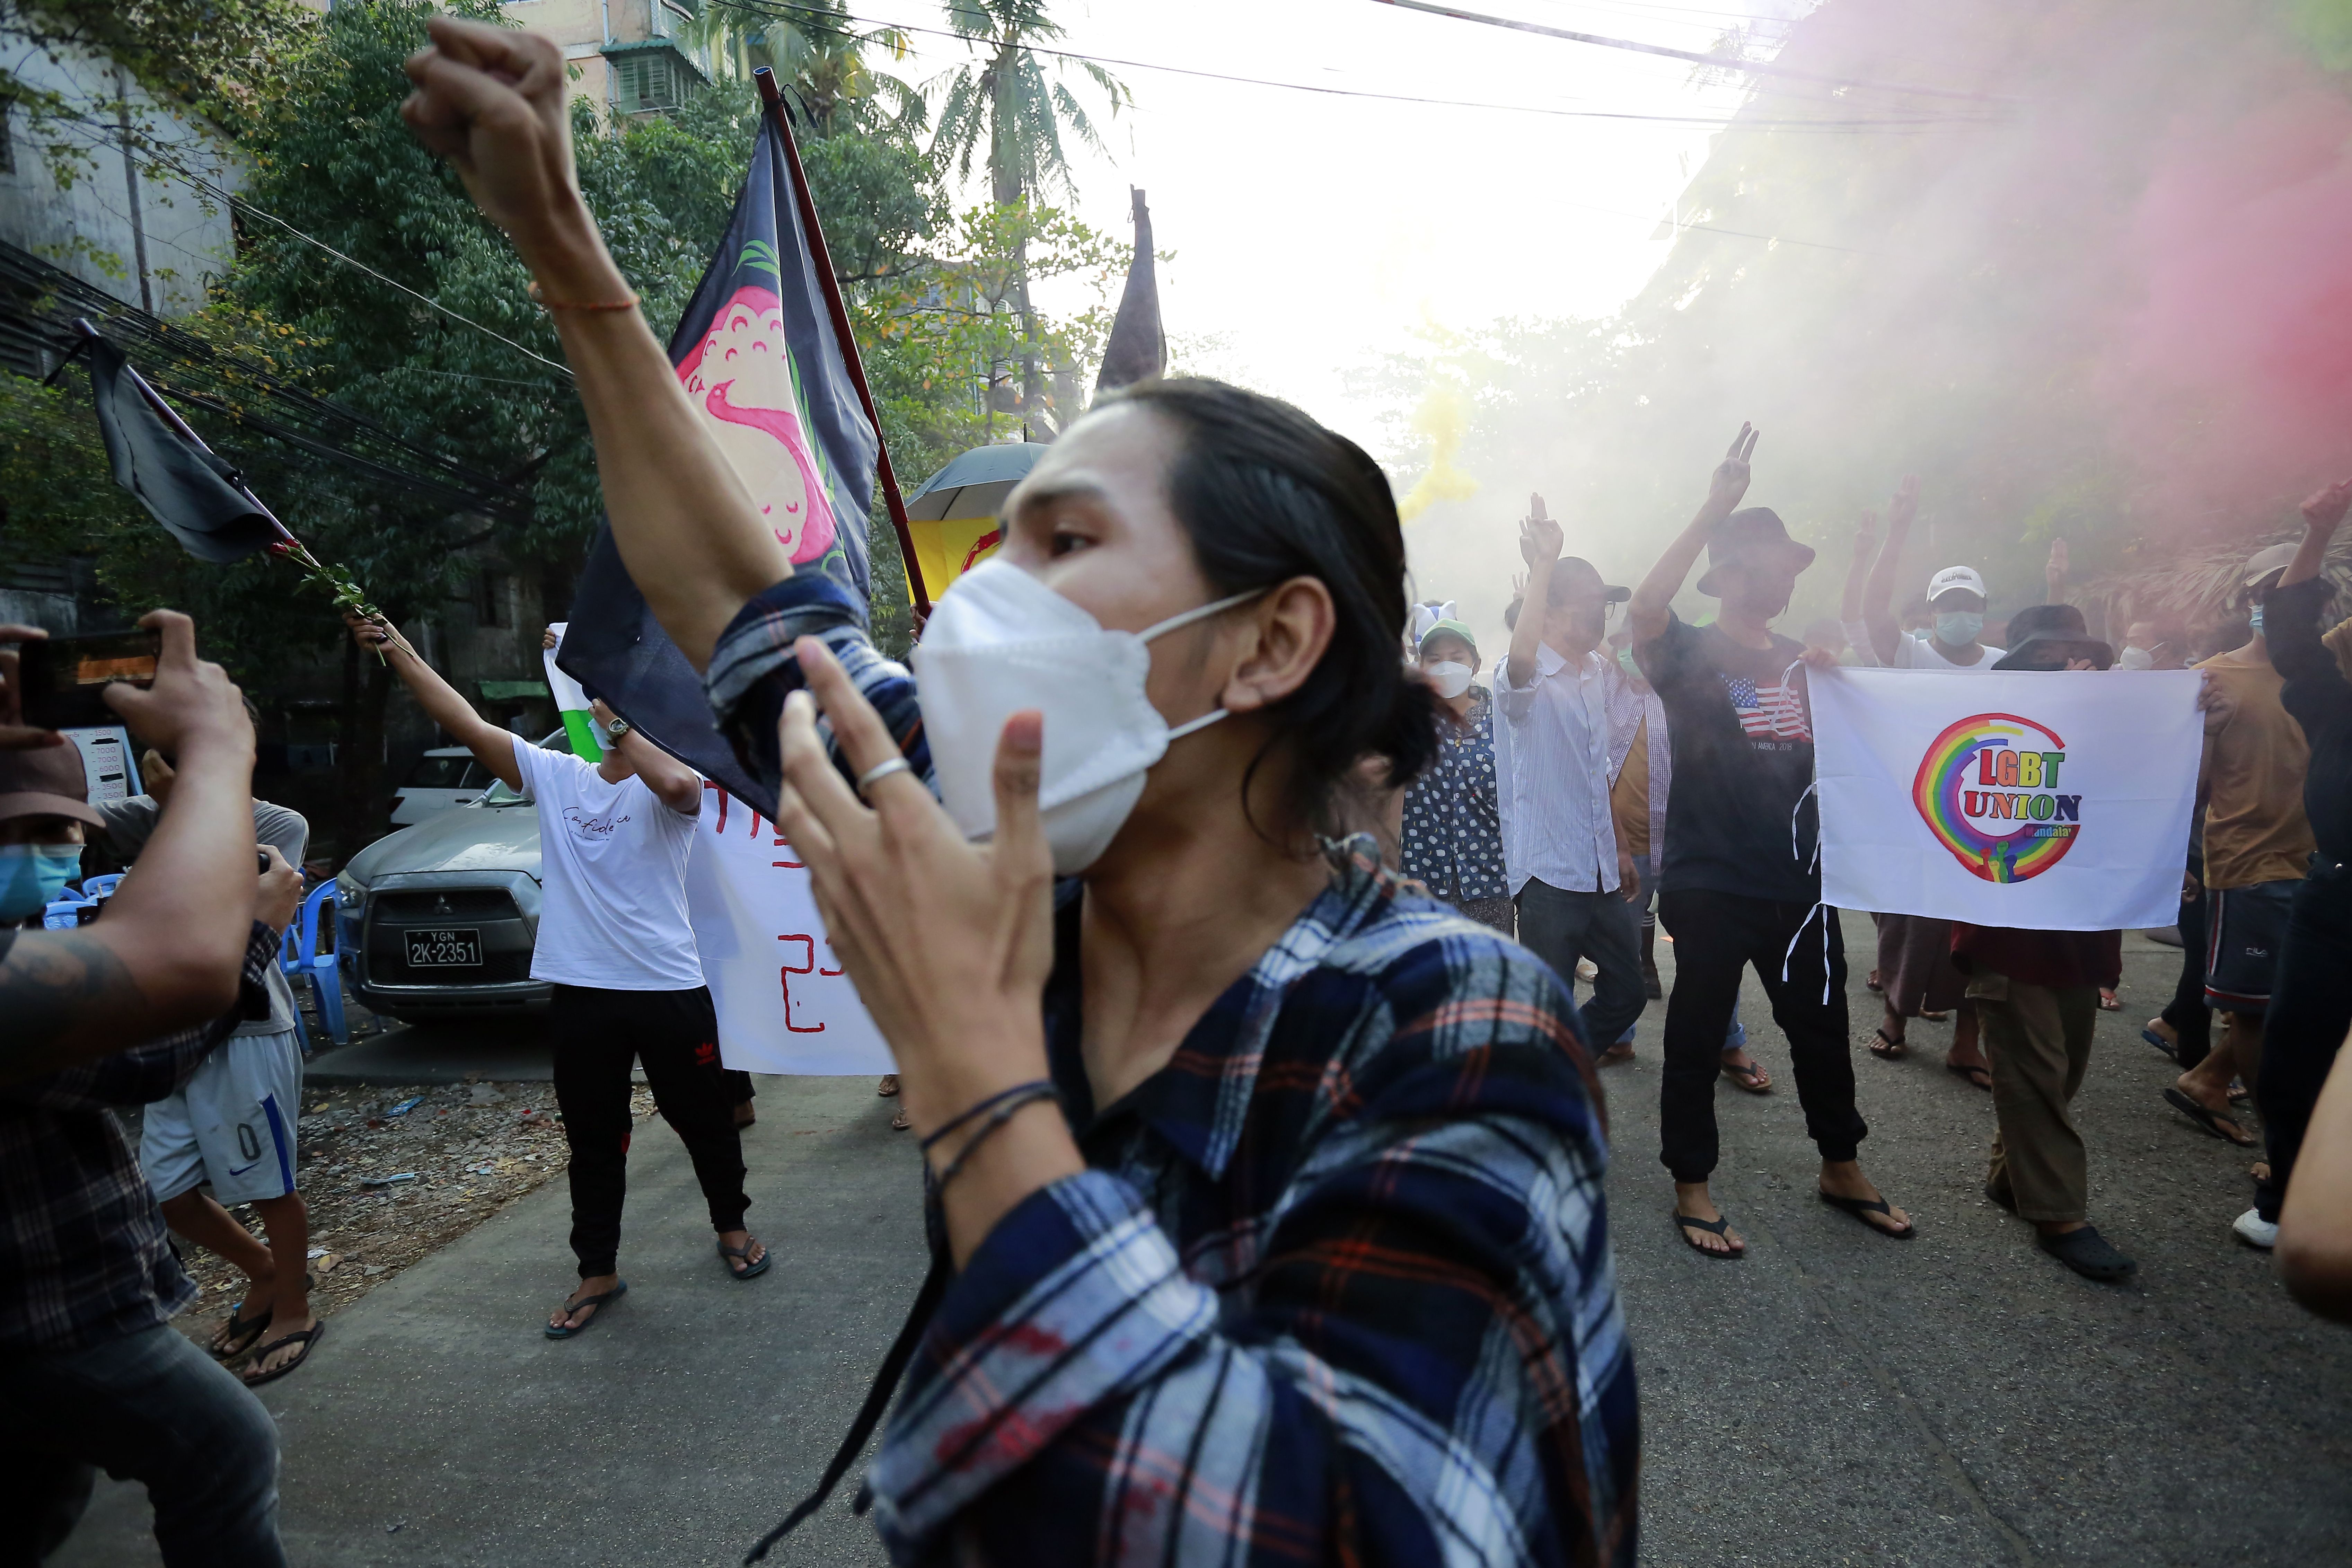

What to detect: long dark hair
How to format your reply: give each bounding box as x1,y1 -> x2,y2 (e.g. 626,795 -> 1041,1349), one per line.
1100,377 -> 1440,842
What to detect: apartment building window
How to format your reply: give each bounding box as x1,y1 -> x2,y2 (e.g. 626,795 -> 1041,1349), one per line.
478,569 -> 512,629
610,49 -> 690,114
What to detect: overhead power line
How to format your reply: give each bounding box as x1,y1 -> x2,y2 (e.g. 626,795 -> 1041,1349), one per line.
1371,0 -> 2012,105
711,0 -> 2003,129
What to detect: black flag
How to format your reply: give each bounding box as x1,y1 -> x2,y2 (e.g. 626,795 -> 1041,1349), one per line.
559,85 -> 888,813
1095,188 -> 1165,394
85,335 -> 277,564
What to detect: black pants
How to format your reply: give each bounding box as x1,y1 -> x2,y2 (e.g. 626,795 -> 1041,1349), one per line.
2164,851 -> 2214,1069
1516,878 -> 1646,1051
1656,889 -> 1867,1183
2255,868 -> 2352,1222
0,1322 -> 283,1567
551,983 -> 749,1278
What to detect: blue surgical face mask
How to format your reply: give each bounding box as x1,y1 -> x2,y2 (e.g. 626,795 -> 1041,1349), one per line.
1617,646 -> 1641,678
1935,611 -> 1985,646
2250,604 -> 2266,638
0,844 -> 84,922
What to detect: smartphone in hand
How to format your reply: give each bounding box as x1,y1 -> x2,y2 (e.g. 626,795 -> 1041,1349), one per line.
19,631 -> 162,730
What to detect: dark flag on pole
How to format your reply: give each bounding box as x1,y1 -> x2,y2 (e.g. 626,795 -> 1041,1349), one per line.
85,335 -> 277,564
558,70 -> 915,812
1094,188 -> 1165,394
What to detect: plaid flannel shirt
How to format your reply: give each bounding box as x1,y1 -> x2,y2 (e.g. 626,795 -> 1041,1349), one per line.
0,920 -> 279,1354
711,578 -> 1639,1567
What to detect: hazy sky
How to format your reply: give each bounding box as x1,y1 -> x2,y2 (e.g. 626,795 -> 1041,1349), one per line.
858,0 -> 1808,438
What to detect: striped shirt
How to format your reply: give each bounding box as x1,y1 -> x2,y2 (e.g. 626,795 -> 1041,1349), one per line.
707,573 -> 1640,1567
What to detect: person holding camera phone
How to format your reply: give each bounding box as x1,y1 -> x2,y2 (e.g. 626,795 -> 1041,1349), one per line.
0,614 -> 279,1084
0,721 -> 305,1565
100,753 -> 320,1385
350,613 -> 767,1339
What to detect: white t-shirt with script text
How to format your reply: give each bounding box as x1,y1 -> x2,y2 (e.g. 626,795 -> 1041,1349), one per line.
511,741 -> 704,990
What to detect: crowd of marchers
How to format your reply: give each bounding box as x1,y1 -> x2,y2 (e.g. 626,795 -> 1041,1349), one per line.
8,17 -> 2352,1568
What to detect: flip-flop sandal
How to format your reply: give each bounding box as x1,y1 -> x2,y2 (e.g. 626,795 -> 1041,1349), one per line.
1869,1027 -> 1907,1060
877,1074 -> 900,1098
1674,1212 -> 1744,1259
545,1280 -> 628,1339
2141,1025 -> 2178,1061
2228,1079 -> 2252,1106
1920,1010 -> 1952,1022
2164,1087 -> 2256,1146
1720,1059 -> 1773,1093
890,1108 -> 910,1130
1818,1189 -> 1917,1240
2098,990 -> 2122,1012
210,1302 -> 270,1362
1946,1061 -> 1993,1091
719,1237 -> 772,1281
1598,1042 -> 1636,1066
1865,971 -> 1884,993
240,1322 -> 324,1387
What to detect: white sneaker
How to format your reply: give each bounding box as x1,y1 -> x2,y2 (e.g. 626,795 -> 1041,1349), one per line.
2232,1208 -> 2278,1250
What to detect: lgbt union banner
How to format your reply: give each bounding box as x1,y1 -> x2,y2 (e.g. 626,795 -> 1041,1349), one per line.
1810,668 -> 2203,931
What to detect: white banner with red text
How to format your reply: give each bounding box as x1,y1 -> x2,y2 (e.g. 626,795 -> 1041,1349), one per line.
684,781 -> 896,1075
1810,667 -> 2203,931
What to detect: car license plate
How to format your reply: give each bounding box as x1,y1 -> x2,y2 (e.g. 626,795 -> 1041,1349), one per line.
404,928 -> 481,967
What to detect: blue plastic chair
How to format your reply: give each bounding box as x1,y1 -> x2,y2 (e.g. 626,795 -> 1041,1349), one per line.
79,873 -> 125,901
288,882 -> 346,1048
41,894 -> 89,930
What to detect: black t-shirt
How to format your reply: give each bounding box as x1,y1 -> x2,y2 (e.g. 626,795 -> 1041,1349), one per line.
1635,613 -> 1820,905
2269,575 -> 2352,866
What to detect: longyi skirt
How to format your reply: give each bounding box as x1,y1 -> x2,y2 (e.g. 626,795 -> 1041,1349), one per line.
1875,911 -> 1967,1016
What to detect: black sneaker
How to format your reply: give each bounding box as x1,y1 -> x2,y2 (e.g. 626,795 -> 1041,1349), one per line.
2038,1225 -> 2137,1282
1641,960 -> 1663,1001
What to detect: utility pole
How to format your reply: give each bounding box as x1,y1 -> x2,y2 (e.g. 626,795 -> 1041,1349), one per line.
113,68 -> 152,314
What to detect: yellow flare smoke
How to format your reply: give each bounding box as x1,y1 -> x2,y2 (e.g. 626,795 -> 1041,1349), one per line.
1397,379 -> 1478,522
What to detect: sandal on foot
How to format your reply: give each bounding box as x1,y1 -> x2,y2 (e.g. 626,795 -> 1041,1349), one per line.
1920,1010 -> 1952,1022
1946,1061 -> 1993,1091
1818,1189 -> 1916,1240
1865,970 -> 1884,993
877,1074 -> 900,1098
1720,1058 -> 1772,1093
2164,1087 -> 2256,1146
545,1280 -> 627,1339
1869,1027 -> 1907,1060
1598,1042 -> 1636,1066
209,1303 -> 270,1362
719,1237 -> 771,1281
2098,989 -> 2121,1012
1674,1211 -> 1744,1259
240,1322 -> 323,1387
2141,1024 -> 2178,1061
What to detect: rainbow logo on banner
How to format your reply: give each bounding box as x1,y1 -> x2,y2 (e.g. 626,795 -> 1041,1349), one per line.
1912,712 -> 2082,883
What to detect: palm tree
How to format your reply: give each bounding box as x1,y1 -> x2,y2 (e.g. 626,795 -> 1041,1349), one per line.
684,0 -> 924,139
927,0 -> 1130,431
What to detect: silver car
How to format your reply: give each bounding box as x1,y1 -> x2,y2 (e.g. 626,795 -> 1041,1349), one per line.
334,733 -> 569,1024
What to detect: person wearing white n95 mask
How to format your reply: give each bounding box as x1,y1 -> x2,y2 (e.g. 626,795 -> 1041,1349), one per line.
1395,619 -> 1512,932
911,558 -> 1263,875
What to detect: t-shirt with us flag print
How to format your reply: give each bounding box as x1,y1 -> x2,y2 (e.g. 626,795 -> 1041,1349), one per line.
1633,612 -> 1821,904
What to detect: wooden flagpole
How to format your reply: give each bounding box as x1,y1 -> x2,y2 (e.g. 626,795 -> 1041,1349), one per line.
751,68 -> 931,628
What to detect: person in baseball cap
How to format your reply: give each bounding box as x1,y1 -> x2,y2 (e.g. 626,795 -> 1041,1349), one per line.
0,741 -> 104,925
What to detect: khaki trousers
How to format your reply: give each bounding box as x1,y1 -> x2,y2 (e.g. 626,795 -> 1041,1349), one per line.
1970,973 -> 2100,1223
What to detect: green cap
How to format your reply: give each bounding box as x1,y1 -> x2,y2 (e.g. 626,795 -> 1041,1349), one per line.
1417,618 -> 1478,653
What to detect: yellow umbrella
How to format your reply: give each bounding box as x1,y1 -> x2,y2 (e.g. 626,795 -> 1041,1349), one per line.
902,442 -> 1050,607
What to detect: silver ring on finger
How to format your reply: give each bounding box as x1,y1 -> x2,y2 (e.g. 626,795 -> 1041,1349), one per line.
855,756 -> 913,799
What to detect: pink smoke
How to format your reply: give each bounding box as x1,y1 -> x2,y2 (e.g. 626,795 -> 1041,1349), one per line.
2107,85 -> 2352,527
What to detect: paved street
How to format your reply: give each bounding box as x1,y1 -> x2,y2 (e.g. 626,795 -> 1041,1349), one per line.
62,921 -> 2352,1566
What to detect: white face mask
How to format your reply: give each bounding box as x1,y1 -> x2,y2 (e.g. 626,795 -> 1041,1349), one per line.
910,557 -> 1260,874
1422,660 -> 1474,699
2117,644 -> 2154,671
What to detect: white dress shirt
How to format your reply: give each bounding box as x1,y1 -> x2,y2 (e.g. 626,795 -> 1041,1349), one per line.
1494,642 -> 1645,896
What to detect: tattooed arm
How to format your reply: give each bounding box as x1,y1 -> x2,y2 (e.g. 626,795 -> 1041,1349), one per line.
0,611 -> 266,1086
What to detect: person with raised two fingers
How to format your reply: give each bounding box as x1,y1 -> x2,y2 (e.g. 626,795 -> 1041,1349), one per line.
395,19 -> 1637,1563
1624,428 -> 1912,1259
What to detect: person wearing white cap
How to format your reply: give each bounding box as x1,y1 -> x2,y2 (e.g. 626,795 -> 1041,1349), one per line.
1847,479 -> 1998,1089
2165,540 -> 2314,1181
1851,477 -> 2003,670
